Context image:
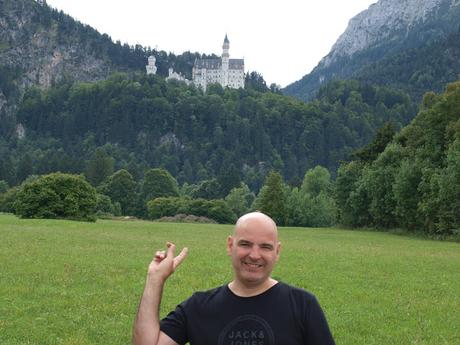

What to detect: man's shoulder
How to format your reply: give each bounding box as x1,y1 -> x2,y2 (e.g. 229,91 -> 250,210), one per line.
277,281 -> 318,302
187,284 -> 228,304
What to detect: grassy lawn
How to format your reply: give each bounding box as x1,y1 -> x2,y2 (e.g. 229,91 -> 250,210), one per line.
0,213 -> 459,344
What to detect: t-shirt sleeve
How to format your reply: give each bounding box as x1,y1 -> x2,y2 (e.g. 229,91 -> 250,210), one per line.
303,295 -> 336,345
160,301 -> 189,345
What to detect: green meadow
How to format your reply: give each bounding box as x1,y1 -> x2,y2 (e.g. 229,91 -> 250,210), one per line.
1,213 -> 459,345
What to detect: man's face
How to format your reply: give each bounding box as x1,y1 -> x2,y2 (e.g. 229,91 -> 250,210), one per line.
227,215 -> 281,288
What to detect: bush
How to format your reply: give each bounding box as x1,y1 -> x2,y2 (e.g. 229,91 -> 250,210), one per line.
95,193 -> 121,217
147,197 -> 183,220
0,186 -> 20,213
14,173 -> 97,221
146,197 -> 236,224
157,214 -> 217,224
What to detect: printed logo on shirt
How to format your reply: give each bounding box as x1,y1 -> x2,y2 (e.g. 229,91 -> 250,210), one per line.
217,314 -> 275,345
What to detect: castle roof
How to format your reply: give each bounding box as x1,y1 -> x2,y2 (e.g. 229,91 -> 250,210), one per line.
194,58 -> 221,69
194,58 -> 244,70
229,59 -> 244,69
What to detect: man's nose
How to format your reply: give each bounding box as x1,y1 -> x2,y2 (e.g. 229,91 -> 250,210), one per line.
248,246 -> 261,260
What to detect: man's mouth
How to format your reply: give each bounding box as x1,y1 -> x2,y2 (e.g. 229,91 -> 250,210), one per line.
243,262 -> 263,268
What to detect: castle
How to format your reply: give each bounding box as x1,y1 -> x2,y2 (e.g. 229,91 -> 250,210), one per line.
146,35 -> 245,91
192,35 -> 245,91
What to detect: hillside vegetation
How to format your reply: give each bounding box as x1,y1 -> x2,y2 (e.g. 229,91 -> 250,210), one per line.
336,79 -> 460,236
0,74 -> 416,190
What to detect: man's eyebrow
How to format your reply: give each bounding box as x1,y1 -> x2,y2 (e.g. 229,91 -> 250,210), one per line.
260,243 -> 274,248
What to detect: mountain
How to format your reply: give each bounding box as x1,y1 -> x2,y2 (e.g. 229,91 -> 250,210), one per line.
0,0 -> 417,193
284,0 -> 460,101
0,0 -> 212,119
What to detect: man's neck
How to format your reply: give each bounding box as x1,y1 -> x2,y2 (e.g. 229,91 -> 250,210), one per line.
228,278 -> 278,297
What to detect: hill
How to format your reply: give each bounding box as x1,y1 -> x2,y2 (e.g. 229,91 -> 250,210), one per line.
0,74 -> 416,190
0,0 -> 214,117
0,0 -> 420,190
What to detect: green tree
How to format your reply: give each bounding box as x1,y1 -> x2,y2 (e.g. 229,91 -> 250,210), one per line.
334,161 -> 365,226
141,168 -> 179,202
147,197 -> 183,220
301,166 -> 332,197
225,183 -> 255,217
206,199 -> 237,224
392,159 -> 424,231
366,143 -> 405,228
85,148 -> 115,186
254,171 -> 287,225
16,153 -> 34,183
436,138 -> 460,234
95,193 -> 121,217
14,173 -> 97,221
0,180 -> 9,193
191,178 -> 222,200
0,186 -> 19,213
352,122 -> 396,163
99,169 -> 137,215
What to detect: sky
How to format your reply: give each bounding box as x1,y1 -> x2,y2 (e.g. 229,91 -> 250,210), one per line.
45,0 -> 377,87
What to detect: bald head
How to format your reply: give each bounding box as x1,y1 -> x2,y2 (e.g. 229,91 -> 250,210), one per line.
234,212 -> 278,240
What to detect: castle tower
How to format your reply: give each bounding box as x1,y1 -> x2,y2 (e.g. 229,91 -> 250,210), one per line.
146,55 -> 157,75
221,34 -> 230,86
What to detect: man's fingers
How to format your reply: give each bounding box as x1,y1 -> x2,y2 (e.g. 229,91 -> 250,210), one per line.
166,242 -> 176,259
153,250 -> 165,262
151,242 -> 187,270
173,247 -> 188,269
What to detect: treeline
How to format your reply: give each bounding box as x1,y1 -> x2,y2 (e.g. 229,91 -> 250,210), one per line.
0,74 -> 416,192
1,79 -> 458,235
0,164 -> 336,227
335,80 -> 460,236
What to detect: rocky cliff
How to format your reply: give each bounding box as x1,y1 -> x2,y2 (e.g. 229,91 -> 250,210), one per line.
0,0 -> 117,91
284,0 -> 460,101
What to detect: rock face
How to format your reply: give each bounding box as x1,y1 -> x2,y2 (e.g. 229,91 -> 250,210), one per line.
284,0 -> 460,101
0,0 -> 112,90
325,0 -> 448,65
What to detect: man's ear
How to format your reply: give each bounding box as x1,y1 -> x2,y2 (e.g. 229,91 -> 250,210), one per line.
275,241 -> 281,261
226,235 -> 234,255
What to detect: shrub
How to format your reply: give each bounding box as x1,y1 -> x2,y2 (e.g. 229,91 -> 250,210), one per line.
95,193 -> 121,217
147,197 -> 236,224
0,186 -> 20,213
14,173 -> 97,221
147,197 -> 182,220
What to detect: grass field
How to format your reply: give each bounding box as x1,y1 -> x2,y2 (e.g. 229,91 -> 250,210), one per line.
1,213 -> 459,345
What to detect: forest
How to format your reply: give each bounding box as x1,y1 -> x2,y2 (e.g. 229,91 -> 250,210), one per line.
1,74 -> 459,237
0,74 -> 416,190
1,0 -> 458,237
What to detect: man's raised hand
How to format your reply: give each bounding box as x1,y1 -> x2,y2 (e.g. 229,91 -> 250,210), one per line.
148,242 -> 188,282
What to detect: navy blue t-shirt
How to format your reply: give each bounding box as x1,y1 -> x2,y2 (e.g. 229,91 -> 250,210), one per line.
160,282 -> 335,345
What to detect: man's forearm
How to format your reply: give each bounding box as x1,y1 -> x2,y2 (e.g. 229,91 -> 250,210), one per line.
132,276 -> 165,345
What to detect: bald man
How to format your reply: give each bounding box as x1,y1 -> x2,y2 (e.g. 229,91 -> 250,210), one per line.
133,212 -> 335,345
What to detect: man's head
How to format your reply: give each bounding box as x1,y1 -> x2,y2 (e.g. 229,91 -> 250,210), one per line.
227,212 -> 281,289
